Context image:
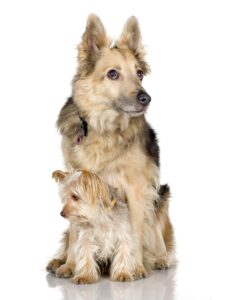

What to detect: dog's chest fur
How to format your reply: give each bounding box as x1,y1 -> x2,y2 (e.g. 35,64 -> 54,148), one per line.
58,99 -> 160,195
75,204 -> 135,263
64,121 -> 140,167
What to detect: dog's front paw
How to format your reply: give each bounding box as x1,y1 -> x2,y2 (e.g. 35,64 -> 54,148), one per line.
111,271 -> 134,282
133,264 -> 147,279
72,274 -> 98,284
154,258 -> 169,270
46,258 -> 65,274
55,262 -> 75,278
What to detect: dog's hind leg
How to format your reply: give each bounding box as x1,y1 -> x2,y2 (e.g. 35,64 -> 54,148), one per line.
156,184 -> 175,269
143,185 -> 175,272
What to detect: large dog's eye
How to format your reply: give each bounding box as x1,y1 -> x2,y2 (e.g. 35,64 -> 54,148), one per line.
137,70 -> 144,81
107,69 -> 119,80
71,194 -> 79,201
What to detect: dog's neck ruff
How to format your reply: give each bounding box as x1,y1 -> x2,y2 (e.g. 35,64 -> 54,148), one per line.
76,116 -> 88,145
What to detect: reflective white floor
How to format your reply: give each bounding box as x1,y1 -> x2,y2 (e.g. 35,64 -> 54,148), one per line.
46,268 -> 176,300
2,257 -> 226,300
42,262 -> 223,300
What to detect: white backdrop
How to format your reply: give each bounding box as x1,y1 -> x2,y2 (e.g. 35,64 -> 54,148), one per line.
0,1 -> 227,299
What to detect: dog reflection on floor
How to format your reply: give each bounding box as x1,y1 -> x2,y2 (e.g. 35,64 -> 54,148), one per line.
46,267 -> 176,300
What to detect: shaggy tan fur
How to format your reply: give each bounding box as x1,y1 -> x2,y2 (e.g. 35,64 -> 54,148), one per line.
49,170 -> 140,283
47,14 -> 175,280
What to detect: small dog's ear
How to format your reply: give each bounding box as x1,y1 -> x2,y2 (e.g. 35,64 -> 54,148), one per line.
79,171 -> 114,209
77,14 -> 109,76
117,16 -> 143,54
52,170 -> 69,182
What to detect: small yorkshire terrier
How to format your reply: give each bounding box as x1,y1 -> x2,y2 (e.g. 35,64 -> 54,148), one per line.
47,169 -> 139,284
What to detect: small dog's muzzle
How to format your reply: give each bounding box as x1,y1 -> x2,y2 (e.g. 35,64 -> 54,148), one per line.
60,210 -> 66,218
137,90 -> 151,106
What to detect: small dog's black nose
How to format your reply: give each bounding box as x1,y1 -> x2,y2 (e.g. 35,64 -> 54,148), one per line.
60,211 -> 65,218
137,91 -> 151,106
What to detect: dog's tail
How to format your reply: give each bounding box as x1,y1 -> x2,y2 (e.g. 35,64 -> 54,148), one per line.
155,184 -> 171,212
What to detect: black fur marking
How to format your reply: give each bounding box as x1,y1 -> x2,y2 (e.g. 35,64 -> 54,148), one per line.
56,97 -> 81,137
62,97 -> 73,109
79,117 -> 88,137
144,125 -> 160,167
158,184 -> 170,197
57,97 -> 89,142
154,184 -> 170,209
97,259 -> 111,275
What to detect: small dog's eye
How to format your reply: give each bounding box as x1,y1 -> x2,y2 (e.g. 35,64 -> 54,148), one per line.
137,70 -> 143,81
72,194 -> 79,201
107,69 -> 119,80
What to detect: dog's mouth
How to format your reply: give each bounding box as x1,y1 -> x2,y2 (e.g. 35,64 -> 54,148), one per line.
116,97 -> 149,117
122,109 -> 145,116
120,107 -> 147,117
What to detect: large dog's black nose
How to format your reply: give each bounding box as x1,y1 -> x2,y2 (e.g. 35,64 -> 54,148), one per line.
137,91 -> 151,106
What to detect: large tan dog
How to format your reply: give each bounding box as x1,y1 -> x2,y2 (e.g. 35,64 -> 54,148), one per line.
47,14 -> 175,279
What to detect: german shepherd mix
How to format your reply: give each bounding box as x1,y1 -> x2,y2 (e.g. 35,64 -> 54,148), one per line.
47,14 -> 175,281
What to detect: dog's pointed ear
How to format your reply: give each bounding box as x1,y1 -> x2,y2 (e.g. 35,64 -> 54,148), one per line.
77,14 -> 109,76
116,16 -> 150,74
52,170 -> 69,182
117,16 -> 143,54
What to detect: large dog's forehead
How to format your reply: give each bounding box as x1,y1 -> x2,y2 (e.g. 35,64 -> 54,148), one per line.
95,47 -> 138,72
